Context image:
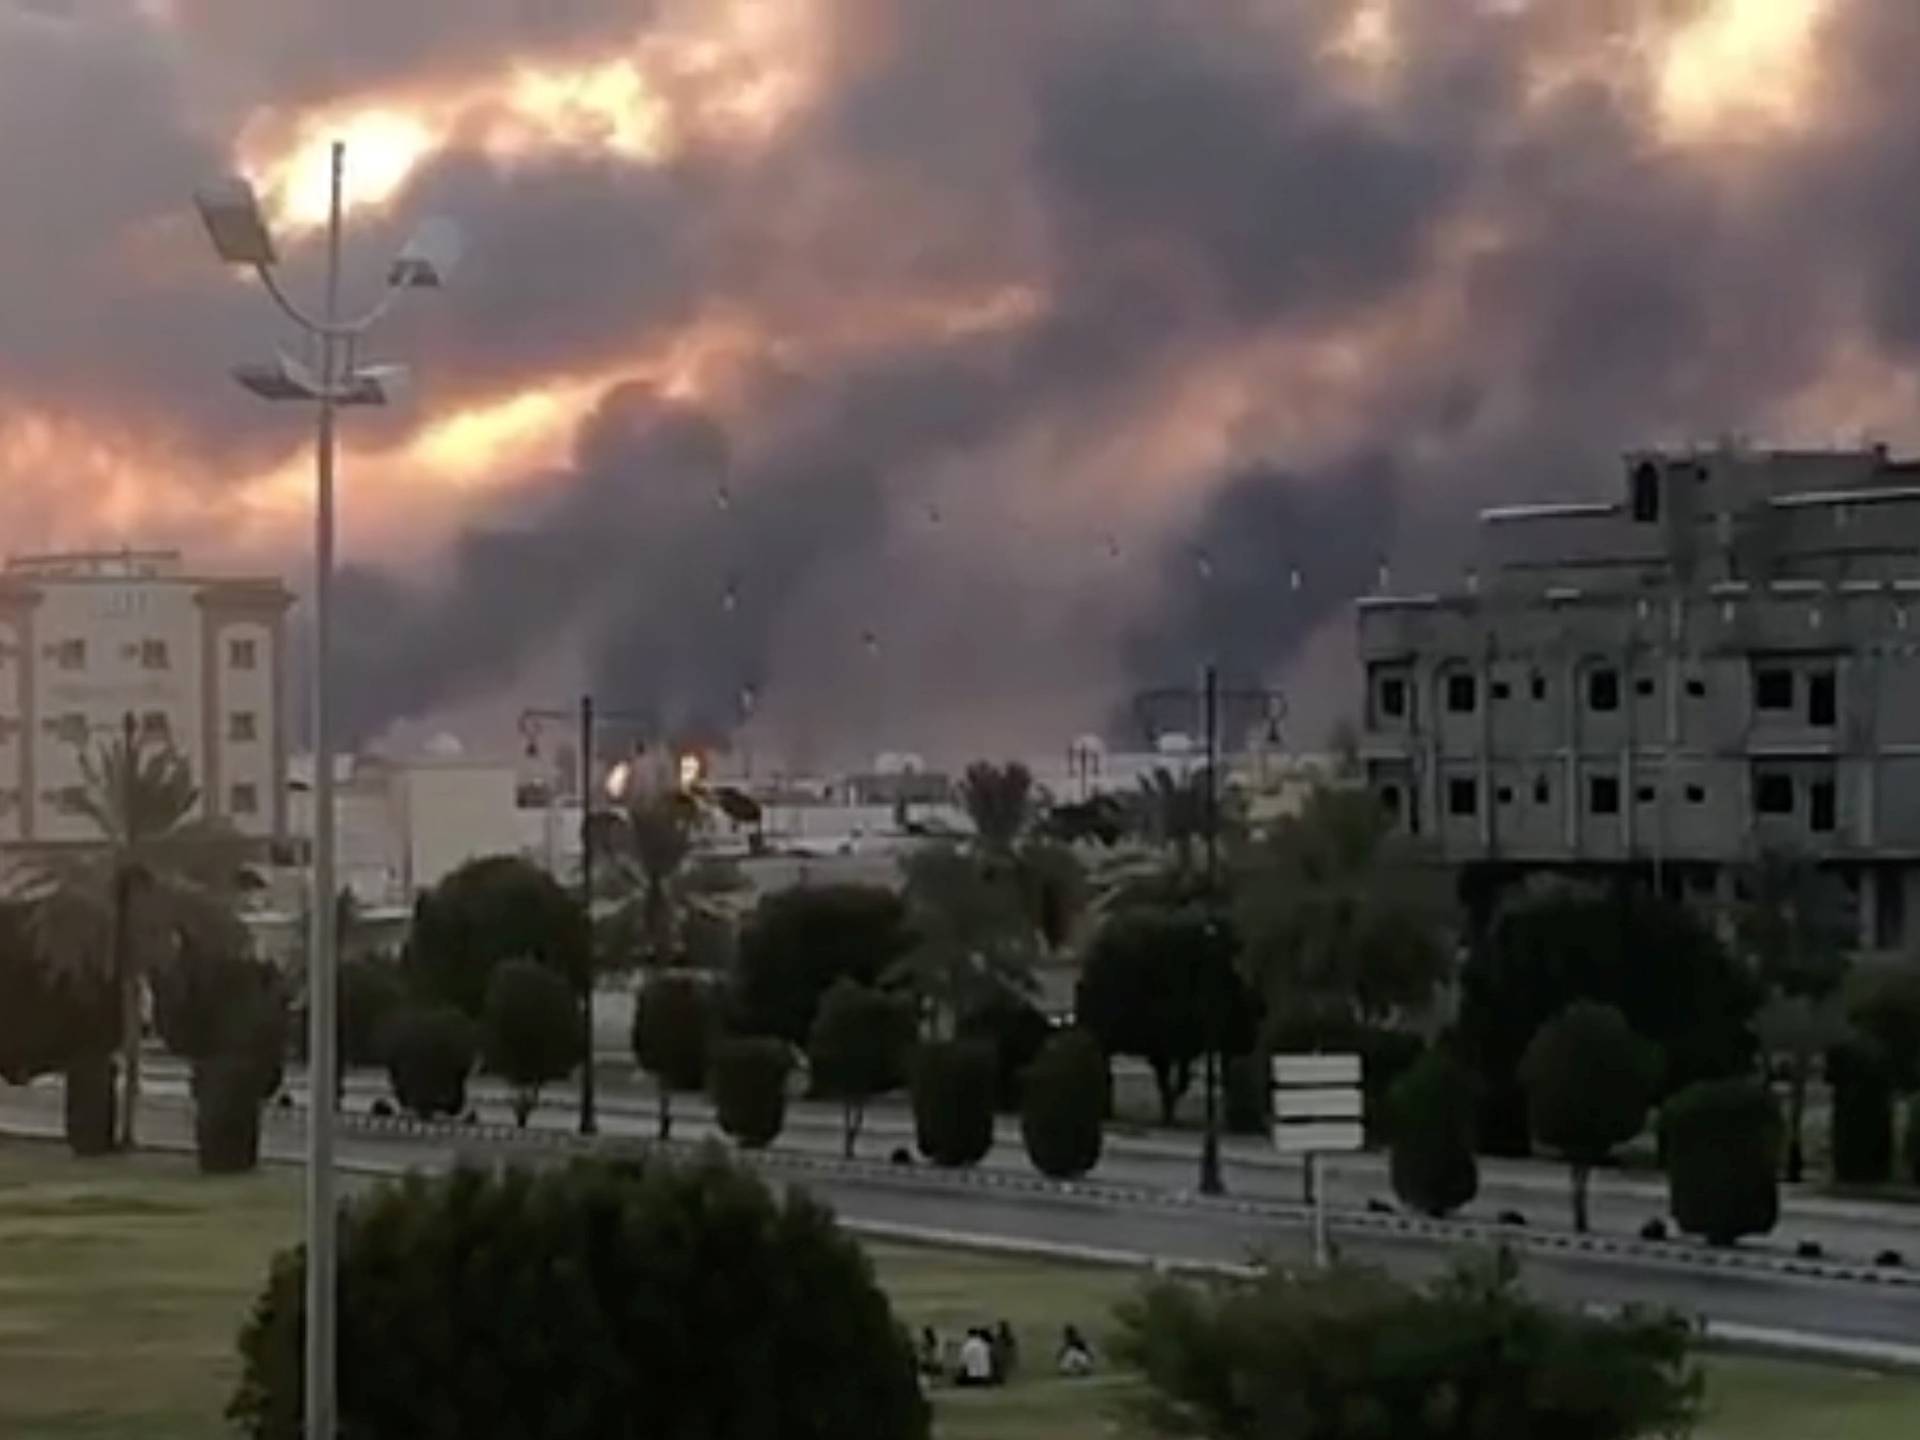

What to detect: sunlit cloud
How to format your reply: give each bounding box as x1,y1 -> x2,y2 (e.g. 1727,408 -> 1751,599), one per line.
1656,0 -> 1833,143
237,0 -> 826,232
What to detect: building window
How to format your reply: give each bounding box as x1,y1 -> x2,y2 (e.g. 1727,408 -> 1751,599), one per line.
229,637 -> 258,671
1686,677 -> 1707,698
1378,676 -> 1407,720
55,785 -> 87,815
139,711 -> 169,742
44,712 -> 87,746
1379,785 -> 1402,819
1491,680 -> 1511,702
1533,776 -> 1551,805
54,639 -> 86,671
1808,670 -> 1837,727
1447,778 -> 1478,817
1496,784 -> 1515,805
1636,784 -> 1657,804
228,710 -> 257,743
1635,676 -> 1655,699
1587,668 -> 1620,713
1810,779 -> 1837,834
1876,873 -> 1906,951
1446,673 -> 1477,714
1756,773 -> 1795,815
229,782 -> 259,816
1530,672 -> 1548,702
140,639 -> 170,671
1754,667 -> 1794,712
1588,775 -> 1620,815
1685,784 -> 1707,805
1631,461 -> 1661,523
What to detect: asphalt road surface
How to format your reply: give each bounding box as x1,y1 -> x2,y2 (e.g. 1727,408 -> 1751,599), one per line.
7,1084 -> 1920,1349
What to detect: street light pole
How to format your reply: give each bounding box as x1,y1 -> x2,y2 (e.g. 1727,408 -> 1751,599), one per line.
306,141 -> 344,1440
577,692 -> 596,1136
195,145 -> 459,1440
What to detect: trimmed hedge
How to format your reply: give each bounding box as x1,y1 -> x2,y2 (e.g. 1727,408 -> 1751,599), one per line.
1662,1078 -> 1780,1246
1020,1028 -> 1107,1179
910,1040 -> 996,1168
710,1037 -> 792,1149
1388,1050 -> 1479,1219
385,1006 -> 477,1120
1830,1040 -> 1895,1186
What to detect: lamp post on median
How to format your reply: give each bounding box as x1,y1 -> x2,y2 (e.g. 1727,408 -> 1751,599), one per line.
1136,665 -> 1288,1198
195,145 -> 458,1440
521,697 -> 654,1137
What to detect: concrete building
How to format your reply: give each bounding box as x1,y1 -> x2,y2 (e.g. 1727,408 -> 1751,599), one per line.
0,549 -> 290,855
1358,446 -> 1920,950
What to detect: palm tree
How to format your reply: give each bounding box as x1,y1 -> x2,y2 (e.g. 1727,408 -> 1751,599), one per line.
958,762 -> 1035,856
594,787 -> 701,967
21,719 -> 248,1149
1131,766 -> 1209,870
892,844 -> 1038,1037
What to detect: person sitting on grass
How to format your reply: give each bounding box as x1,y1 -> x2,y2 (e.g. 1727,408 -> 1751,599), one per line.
1057,1324 -> 1094,1377
957,1328 -> 995,1387
992,1319 -> 1019,1381
916,1326 -> 942,1380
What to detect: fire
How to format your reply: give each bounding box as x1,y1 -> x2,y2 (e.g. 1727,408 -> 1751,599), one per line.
1656,0 -> 1832,142
254,108 -> 438,231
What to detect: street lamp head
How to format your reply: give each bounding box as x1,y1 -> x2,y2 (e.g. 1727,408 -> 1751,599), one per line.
389,217 -> 462,289
605,759 -> 633,801
232,356 -> 318,402
339,363 -> 410,408
194,178 -> 277,267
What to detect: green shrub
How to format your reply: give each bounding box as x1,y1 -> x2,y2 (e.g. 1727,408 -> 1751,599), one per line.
1520,1003 -> 1660,1232
632,974 -> 717,1140
384,1005 -> 476,1119
1905,1099 -> 1920,1186
1020,1028 -> 1107,1179
1830,1040 -> 1895,1185
910,1039 -> 997,1167
339,958 -> 406,1068
1849,969 -> 1920,1093
194,1056 -> 267,1174
480,960 -> 578,1125
63,1052 -> 116,1157
1662,1078 -> 1780,1245
229,1152 -> 930,1440
709,1037 -> 792,1149
1114,1251 -> 1700,1440
957,992 -> 1053,1111
154,949 -> 290,1173
1388,1050 -> 1479,1218
1223,1050 -> 1270,1136
808,979 -> 912,1158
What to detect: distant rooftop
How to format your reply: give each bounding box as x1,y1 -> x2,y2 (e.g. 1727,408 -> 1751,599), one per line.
7,548 -> 184,579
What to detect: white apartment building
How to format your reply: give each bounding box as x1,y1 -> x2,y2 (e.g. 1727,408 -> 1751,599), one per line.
0,549 -> 291,854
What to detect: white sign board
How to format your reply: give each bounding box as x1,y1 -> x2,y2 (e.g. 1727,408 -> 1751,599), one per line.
1274,1121 -> 1365,1156
1272,1054 -> 1361,1088
1270,1052 -> 1364,1157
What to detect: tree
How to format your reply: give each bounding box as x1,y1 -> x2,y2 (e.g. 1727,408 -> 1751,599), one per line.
0,900 -> 118,1154
958,760 -> 1035,855
402,855 -> 588,1017
1848,968 -> 1920,1094
1519,1003 -> 1660,1233
594,787 -> 701,967
909,1039 -> 996,1167
22,722 -> 250,1150
481,960 -> 578,1125
1016,838 -> 1090,953
1753,993 -> 1850,1183
230,1153 -> 930,1440
1458,879 -> 1760,1155
1388,1050 -> 1478,1218
1734,851 -> 1855,1001
1131,766 -> 1208,870
1236,786 -> 1453,1028
893,844 -> 1038,1037
731,884 -> 914,1044
1113,1251 -> 1699,1440
1829,1038 -> 1896,1185
338,957 -> 405,1070
1075,904 -> 1255,1124
709,1037 -> 791,1149
1662,1079 -> 1780,1246
384,1006 -> 477,1119
1905,1096 -> 1920,1186
1040,793 -> 1130,847
955,990 -> 1053,1112
1020,1028 -> 1106,1179
808,979 -> 911,1158
631,973 -> 715,1140
148,935 -> 288,1173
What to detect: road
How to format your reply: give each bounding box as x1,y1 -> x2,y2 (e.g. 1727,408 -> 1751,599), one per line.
135,1055 -> 1920,1270
7,1084 -> 1920,1350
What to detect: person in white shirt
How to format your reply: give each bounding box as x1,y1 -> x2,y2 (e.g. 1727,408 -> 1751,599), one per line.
957,1328 -> 995,1386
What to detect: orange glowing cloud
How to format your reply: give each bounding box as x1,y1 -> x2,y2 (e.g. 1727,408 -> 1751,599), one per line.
1655,0 -> 1833,143
239,0 -> 826,231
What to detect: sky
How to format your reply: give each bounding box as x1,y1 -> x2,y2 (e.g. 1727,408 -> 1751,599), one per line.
4,0 -> 1919,766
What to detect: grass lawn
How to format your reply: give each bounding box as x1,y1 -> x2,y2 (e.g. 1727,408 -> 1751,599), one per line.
2,1140 -> 1918,1438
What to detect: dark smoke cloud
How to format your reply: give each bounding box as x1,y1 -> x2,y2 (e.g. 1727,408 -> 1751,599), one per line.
20,1 -> 1920,756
